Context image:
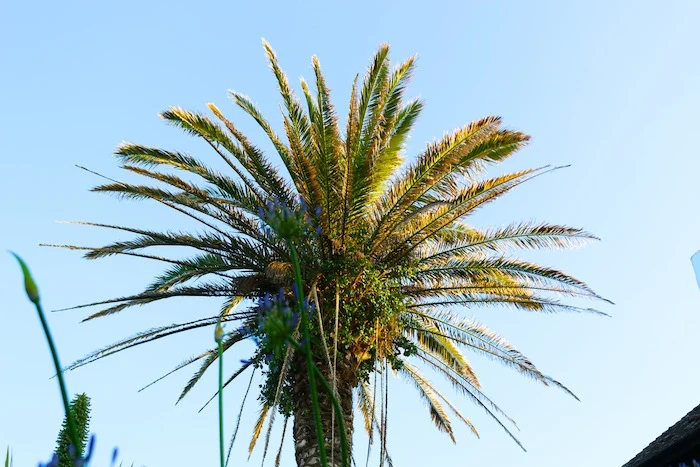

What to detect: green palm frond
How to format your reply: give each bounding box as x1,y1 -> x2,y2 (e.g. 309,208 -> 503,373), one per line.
418,222 -> 598,263
409,319 -> 480,387
352,57 -> 417,209
138,351 -> 214,393
143,254 -> 238,293
64,317 -> 248,373
261,40 -> 312,162
379,166 -> 556,263
65,282 -> 247,321
178,330 -> 248,403
413,255 -> 596,295
410,294 -> 606,315
310,55 -> 344,236
343,45 -> 391,230
199,357 -> 258,413
367,116 -> 512,253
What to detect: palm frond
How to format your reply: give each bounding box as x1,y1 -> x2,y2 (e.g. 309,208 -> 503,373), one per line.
202,103 -> 296,205
249,404 -> 271,456
398,361 -> 455,442
418,222 -> 598,264
380,166 -> 554,263
413,255 -> 597,295
178,329 -> 249,403
415,351 -> 525,451
64,316 -> 247,373
58,282 -> 246,321
368,116 -> 513,253
226,368 -> 257,467
228,91 -> 297,184
138,350 -> 214,392
261,39 -> 312,158
406,309 -> 579,398
357,381 -> 376,437
274,416 -> 289,467
310,55 -> 344,237
409,295 -> 606,315
198,358 -> 256,413
354,57 -> 418,206
409,319 -> 480,387
343,45 -> 391,230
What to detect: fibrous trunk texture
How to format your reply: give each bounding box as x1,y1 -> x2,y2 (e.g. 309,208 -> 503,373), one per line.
292,354 -> 355,467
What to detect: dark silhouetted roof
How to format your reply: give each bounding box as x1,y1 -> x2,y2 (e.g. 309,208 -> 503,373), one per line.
623,403 -> 700,467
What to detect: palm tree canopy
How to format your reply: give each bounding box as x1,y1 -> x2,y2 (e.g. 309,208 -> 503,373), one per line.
52,40 -> 607,458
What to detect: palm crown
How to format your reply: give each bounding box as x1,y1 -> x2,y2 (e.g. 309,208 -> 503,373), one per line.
55,41 -> 606,465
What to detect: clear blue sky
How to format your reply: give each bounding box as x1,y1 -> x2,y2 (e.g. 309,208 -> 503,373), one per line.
1,1 -> 699,466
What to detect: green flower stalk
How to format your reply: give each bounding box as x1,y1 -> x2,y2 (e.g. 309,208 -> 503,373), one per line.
215,318 -> 225,467
289,242 -> 328,467
10,252 -> 82,460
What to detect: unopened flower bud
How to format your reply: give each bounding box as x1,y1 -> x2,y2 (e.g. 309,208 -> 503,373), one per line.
214,321 -> 224,343
11,252 -> 40,304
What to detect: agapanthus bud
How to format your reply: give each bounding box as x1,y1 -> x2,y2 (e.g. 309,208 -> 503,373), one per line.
11,252 -> 40,304
214,321 -> 224,343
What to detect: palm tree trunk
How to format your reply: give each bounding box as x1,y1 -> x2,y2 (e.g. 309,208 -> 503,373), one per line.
292,355 -> 354,467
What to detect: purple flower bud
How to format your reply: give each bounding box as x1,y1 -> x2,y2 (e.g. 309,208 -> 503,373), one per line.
315,206 -> 322,217
316,225 -> 322,236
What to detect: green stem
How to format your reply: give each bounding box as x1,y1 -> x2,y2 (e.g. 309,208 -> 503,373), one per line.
218,339 -> 225,467
288,243 -> 328,467
35,301 -> 81,459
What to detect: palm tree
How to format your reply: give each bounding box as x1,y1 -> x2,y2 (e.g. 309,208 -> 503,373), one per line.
53,41 -> 607,466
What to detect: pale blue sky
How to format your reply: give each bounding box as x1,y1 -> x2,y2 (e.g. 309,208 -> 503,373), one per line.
1,1 -> 699,466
